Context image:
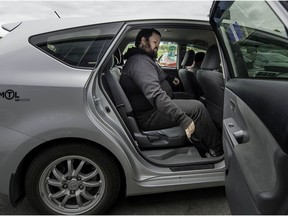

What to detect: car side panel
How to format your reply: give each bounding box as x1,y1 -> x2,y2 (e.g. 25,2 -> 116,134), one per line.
0,35 -> 136,197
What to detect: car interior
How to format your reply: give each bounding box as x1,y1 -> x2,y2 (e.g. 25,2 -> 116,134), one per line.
101,25 -> 225,169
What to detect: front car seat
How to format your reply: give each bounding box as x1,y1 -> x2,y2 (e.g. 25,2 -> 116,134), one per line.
190,52 -> 205,73
196,45 -> 224,128
178,50 -> 203,99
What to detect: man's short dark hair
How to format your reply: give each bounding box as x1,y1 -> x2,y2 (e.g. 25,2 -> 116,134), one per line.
135,28 -> 161,48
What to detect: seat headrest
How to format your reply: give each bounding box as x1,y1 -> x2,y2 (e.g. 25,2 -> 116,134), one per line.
195,52 -> 205,63
201,45 -> 220,70
181,50 -> 195,68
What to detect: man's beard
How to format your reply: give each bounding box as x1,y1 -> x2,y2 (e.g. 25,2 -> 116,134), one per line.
144,42 -> 158,59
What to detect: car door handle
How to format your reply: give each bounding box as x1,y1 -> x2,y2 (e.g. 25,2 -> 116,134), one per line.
224,118 -> 249,145
232,129 -> 245,143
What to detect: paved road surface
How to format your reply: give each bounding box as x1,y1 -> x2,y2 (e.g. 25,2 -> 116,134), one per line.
0,186 -> 230,215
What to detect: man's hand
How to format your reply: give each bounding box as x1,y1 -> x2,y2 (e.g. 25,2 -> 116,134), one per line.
185,121 -> 195,139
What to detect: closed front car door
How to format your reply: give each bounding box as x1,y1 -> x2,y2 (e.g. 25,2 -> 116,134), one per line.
210,1 -> 288,214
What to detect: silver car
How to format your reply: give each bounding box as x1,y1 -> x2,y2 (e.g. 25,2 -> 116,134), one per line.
0,1 -> 288,215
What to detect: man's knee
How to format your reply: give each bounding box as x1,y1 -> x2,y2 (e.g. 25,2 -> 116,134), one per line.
174,99 -> 206,115
192,100 -> 206,112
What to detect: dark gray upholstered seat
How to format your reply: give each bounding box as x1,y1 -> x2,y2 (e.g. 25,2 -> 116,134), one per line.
190,52 -> 205,74
196,45 -> 224,128
179,50 -> 203,99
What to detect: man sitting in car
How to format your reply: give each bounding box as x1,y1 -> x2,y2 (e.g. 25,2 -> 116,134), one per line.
120,28 -> 223,157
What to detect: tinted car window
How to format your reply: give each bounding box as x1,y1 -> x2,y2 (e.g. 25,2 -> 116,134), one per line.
30,22 -> 124,69
217,1 -> 288,79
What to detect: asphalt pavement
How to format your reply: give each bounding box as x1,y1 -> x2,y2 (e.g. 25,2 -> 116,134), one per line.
0,186 -> 230,215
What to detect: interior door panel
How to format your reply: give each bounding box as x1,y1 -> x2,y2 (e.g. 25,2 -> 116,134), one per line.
209,0 -> 288,214
223,79 -> 288,214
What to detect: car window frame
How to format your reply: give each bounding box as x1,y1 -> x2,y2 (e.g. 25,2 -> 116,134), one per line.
29,22 -> 124,70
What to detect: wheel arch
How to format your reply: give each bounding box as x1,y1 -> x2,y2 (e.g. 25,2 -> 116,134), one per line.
9,137 -> 127,207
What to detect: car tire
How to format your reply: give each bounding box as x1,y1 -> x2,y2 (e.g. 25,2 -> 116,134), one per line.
25,141 -> 121,215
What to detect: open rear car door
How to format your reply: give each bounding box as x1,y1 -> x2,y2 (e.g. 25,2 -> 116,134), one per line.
209,1 -> 288,214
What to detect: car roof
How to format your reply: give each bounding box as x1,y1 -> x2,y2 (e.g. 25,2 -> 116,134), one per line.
2,15 -> 209,37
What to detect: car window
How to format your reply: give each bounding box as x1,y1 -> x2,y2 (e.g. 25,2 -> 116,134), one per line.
216,1 -> 288,79
30,22 -> 123,69
123,41 -> 178,68
157,42 -> 178,68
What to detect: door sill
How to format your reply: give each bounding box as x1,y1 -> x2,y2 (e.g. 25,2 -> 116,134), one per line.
142,146 -> 224,168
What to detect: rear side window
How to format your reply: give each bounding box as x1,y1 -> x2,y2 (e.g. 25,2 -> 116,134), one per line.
30,22 -> 123,69
123,41 -> 178,68
157,41 -> 178,68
